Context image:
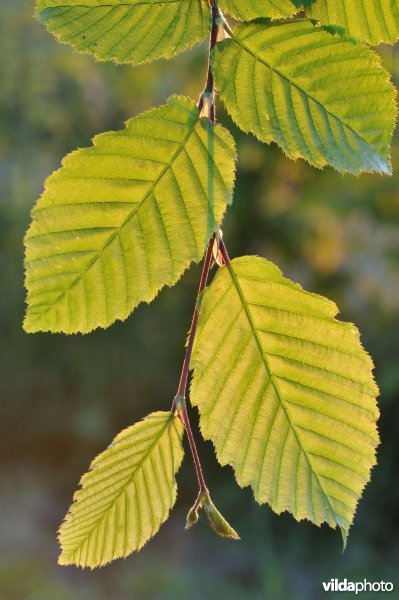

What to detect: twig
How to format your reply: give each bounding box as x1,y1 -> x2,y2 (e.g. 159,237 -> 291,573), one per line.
173,237 -> 214,404
172,0 -> 224,498
219,237 -> 231,264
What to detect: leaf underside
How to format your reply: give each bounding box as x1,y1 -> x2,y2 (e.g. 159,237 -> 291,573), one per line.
191,256 -> 380,544
36,0 -> 211,65
24,95 -> 236,334
310,0 -> 399,45
58,411 -> 184,568
218,0 -> 298,20
212,20 -> 397,174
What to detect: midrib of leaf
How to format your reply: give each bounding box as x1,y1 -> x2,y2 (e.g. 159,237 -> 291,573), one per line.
63,413 -> 177,559
224,261 -> 342,528
29,113 -> 200,326
229,25 -> 382,157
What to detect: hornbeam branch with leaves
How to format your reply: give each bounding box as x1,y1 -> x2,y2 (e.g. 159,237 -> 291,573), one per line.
24,0 -> 395,568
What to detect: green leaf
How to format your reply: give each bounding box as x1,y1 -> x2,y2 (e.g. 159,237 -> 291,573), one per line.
186,490 -> 240,539
58,411 -> 184,568
36,0 -> 211,65
218,0 -> 298,20
24,95 -> 236,334
199,492 -> 240,539
212,20 -> 397,174
310,0 -> 399,45
190,256 -> 379,544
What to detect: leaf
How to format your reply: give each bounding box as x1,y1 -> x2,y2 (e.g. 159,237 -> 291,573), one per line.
58,411 -> 184,568
35,0 -> 211,65
310,0 -> 399,45
218,0 -> 298,20
186,490 -> 240,539
24,95 -> 236,334
212,20 -> 397,174
199,492 -> 240,539
190,256 -> 379,544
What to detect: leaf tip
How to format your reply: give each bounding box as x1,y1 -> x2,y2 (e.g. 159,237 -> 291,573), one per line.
340,526 -> 349,552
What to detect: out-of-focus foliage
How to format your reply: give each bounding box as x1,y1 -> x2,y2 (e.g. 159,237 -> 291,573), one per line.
0,1 -> 398,598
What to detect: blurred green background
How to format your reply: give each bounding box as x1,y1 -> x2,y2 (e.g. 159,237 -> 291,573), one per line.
1,2 -> 398,599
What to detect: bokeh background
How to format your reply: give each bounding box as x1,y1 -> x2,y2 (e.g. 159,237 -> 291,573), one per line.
1,2 -> 399,598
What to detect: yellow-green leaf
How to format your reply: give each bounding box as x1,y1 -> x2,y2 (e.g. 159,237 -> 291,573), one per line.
310,0 -> 399,45
58,411 -> 184,568
218,0 -> 298,20
24,96 -> 236,334
212,20 -> 397,174
36,0 -> 211,65
191,256 -> 379,544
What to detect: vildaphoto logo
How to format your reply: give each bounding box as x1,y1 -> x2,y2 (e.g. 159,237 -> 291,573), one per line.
322,579 -> 394,594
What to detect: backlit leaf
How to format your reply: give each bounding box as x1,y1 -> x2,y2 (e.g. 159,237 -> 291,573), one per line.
58,411 -> 184,568
191,256 -> 380,544
218,0 -> 298,20
212,20 -> 397,174
24,95 -> 236,334
36,0 -> 211,65
310,0 -> 399,45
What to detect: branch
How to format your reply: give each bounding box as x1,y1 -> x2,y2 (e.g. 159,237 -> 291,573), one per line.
219,236 -> 231,264
173,236 -> 214,403
197,0 -> 221,119
172,0 -> 225,497
169,3 -> 238,538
